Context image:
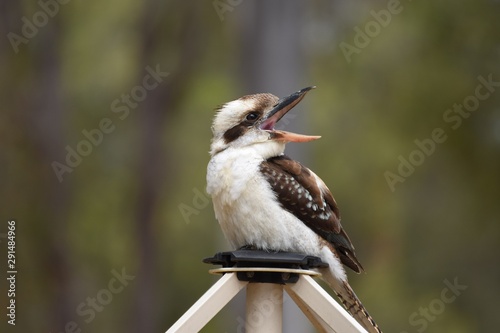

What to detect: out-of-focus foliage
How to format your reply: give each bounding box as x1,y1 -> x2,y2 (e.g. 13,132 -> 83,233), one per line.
1,0 -> 499,332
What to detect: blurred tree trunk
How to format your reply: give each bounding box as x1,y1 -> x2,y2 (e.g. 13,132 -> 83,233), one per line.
35,32 -> 73,333
132,3 -> 168,330
132,1 -> 204,332
237,0 -> 310,161
0,1 -> 74,330
236,1 -> 314,332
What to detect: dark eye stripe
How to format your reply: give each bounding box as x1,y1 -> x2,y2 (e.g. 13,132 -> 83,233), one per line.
223,123 -> 248,144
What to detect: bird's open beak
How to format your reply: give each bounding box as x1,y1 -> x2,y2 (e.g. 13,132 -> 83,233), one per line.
259,86 -> 321,143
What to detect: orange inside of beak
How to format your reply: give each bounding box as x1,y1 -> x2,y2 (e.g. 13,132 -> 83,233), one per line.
270,130 -> 321,143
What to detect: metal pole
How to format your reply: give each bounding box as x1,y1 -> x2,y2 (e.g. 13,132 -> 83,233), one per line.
245,282 -> 283,333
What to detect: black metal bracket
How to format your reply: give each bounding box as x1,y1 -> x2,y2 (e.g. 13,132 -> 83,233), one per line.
203,250 -> 328,284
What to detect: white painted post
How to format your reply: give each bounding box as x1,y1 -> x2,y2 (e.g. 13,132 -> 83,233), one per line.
245,282 -> 283,333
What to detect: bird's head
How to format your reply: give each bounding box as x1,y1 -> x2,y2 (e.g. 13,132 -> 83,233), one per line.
209,86 -> 320,156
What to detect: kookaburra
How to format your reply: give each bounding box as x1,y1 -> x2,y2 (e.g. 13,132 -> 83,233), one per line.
206,87 -> 382,333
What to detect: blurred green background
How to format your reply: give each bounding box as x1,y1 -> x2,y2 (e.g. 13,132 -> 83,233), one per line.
1,0 -> 499,332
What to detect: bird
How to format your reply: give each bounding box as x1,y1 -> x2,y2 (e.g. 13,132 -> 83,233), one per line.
206,86 -> 382,333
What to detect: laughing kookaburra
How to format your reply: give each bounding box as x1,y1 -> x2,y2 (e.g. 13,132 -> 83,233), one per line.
206,87 -> 382,333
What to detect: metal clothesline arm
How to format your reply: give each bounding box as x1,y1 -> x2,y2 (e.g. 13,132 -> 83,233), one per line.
285,274 -> 368,333
166,273 -> 247,333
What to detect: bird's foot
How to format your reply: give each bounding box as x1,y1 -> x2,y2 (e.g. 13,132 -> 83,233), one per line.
239,244 -> 257,250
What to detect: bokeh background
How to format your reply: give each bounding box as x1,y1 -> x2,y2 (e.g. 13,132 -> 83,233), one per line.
1,0 -> 499,332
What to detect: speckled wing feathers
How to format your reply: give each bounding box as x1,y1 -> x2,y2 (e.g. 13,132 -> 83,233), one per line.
260,155 -> 364,273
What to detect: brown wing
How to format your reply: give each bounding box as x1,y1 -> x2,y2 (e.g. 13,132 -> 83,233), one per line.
260,155 -> 364,273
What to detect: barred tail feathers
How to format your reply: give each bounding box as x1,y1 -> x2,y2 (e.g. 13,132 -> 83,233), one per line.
319,268 -> 382,333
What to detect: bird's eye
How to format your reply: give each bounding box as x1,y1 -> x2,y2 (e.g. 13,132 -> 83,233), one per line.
246,112 -> 259,122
